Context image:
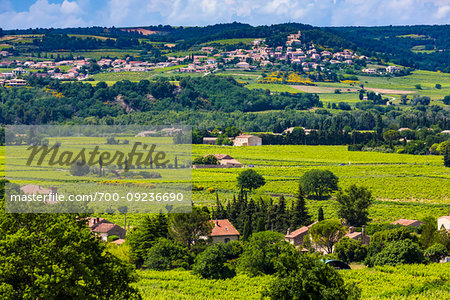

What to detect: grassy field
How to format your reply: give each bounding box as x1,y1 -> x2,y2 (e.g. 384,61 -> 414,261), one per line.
91,66 -> 187,82
245,83 -> 301,93
133,263 -> 450,299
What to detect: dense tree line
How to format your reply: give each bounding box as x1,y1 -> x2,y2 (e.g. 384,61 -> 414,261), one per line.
212,188 -> 312,238
0,76 -> 323,124
33,34 -> 139,51
328,25 -> 450,72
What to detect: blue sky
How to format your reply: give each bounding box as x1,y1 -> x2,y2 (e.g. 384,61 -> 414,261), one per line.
1,0 -> 449,30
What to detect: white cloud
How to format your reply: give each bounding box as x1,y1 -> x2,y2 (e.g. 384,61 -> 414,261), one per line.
0,0 -> 87,29
0,0 -> 449,29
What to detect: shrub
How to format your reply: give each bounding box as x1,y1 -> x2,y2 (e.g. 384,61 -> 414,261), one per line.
107,235 -> 119,242
373,239 -> 424,266
145,238 -> 190,270
193,185 -> 204,191
264,251 -> 361,300
192,245 -> 236,279
435,83 -> 441,89
70,160 -> 90,176
206,187 -> 215,193
335,237 -> 368,263
424,243 -> 447,263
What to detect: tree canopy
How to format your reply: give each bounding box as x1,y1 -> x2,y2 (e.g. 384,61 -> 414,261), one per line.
236,169 -> 266,191
336,185 -> 373,226
300,169 -> 339,199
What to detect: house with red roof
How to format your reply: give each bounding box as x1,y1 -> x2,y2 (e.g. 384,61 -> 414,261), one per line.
88,217 -> 126,241
344,225 -> 370,245
285,222 -> 316,247
209,219 -> 240,244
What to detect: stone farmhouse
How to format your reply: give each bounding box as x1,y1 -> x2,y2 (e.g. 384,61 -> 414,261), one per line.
209,219 -> 240,244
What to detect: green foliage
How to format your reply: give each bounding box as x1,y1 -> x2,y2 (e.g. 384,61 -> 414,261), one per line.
192,244 -> 236,279
193,154 -> 219,165
419,216 -> 437,249
335,237 -> 368,263
309,219 -> 346,254
290,186 -> 311,229
424,243 -> 448,263
127,214 -> 169,266
106,243 -> 133,264
107,234 -> 120,242
238,231 -> 291,276
336,185 -> 374,226
264,250 -> 361,300
0,183 -> 140,299
443,95 -> 450,105
70,159 -> 90,176
444,147 -> 450,167
145,238 -> 190,270
341,263 -> 450,300
366,227 -> 418,266
318,207 -> 324,221
169,206 -> 212,250
373,239 -> 424,266
236,169 -> 266,191
300,169 -> 339,199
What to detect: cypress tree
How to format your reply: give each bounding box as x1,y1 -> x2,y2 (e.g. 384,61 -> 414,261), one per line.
291,185 -> 311,229
318,207 -> 324,221
243,216 -> 252,241
444,148 -> 450,167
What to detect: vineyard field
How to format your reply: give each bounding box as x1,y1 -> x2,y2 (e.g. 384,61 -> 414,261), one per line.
133,263 -> 450,300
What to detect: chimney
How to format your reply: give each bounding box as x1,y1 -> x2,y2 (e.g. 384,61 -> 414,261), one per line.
362,225 -> 366,237
286,228 -> 290,235
349,226 -> 355,233
96,217 -> 100,224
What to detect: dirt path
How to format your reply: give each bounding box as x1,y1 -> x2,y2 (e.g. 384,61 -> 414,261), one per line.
365,88 -> 416,95
291,85 -> 359,93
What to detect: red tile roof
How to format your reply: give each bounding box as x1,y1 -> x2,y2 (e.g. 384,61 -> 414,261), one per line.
285,226 -> 309,238
210,219 -> 240,237
91,222 -> 117,233
392,219 -> 423,226
112,239 -> 125,245
345,232 -> 362,239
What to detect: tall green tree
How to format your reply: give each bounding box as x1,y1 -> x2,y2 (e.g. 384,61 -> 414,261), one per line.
318,207 -> 324,221
127,213 -> 169,266
419,216 -> 437,249
290,186 -> 311,229
238,231 -> 291,276
300,169 -> 339,199
0,180 -> 140,299
309,219 -> 346,254
336,185 -> 373,226
169,206 -> 212,250
236,169 -> 266,191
